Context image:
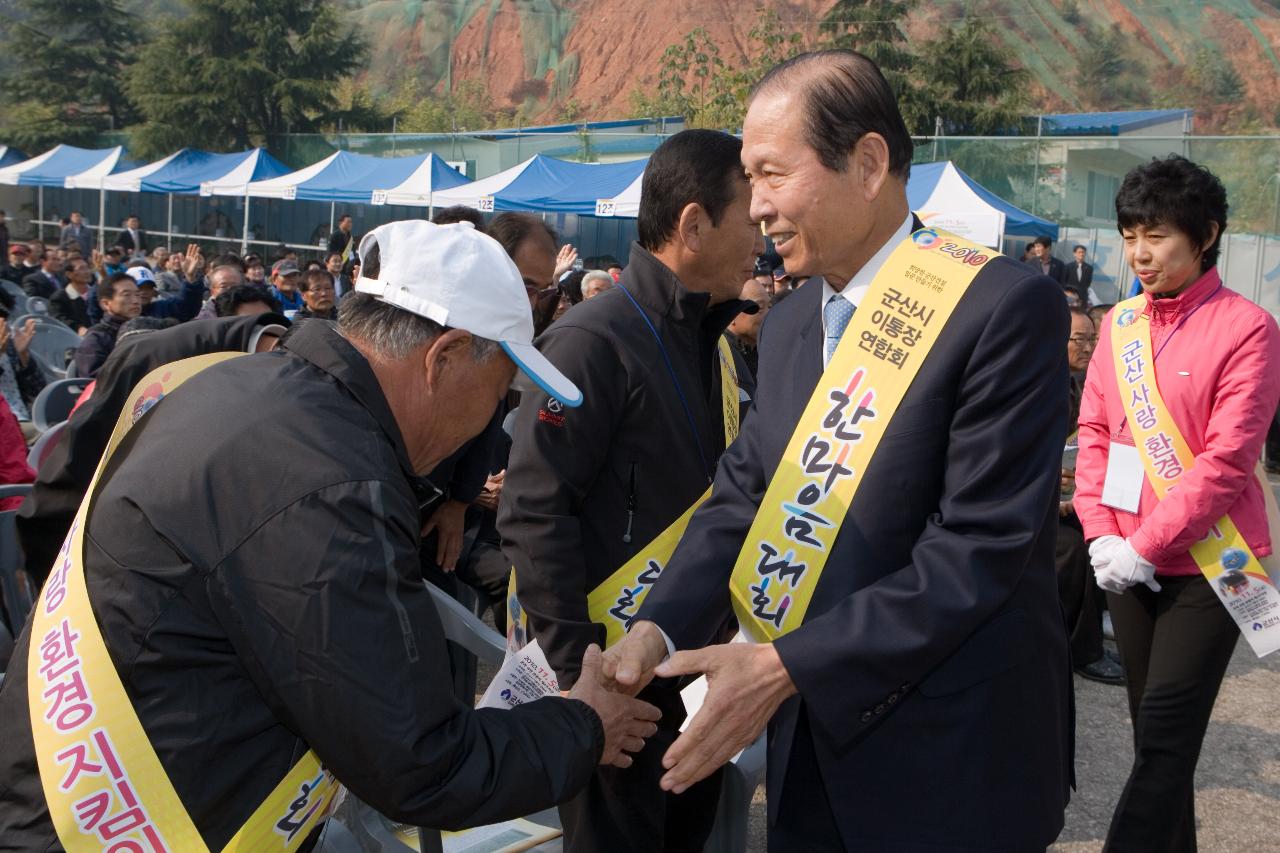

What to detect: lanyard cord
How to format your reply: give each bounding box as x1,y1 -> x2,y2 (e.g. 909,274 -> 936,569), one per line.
1150,282 -> 1222,363
616,283 -> 712,483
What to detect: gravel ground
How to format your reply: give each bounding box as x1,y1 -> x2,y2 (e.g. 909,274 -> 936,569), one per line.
476,619 -> 1278,853
741,639 -> 1280,852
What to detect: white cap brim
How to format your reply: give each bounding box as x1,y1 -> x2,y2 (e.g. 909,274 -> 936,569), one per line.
501,341 -> 583,408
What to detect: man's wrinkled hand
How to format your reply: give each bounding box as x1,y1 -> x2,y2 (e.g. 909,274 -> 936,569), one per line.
473,470 -> 504,512
655,643 -> 796,794
600,620 -> 668,697
420,499 -> 468,571
568,644 -> 662,768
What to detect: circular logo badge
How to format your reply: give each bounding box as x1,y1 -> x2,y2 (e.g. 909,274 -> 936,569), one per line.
1116,308 -> 1137,328
911,228 -> 940,249
546,397 -> 563,413
1220,547 -> 1249,572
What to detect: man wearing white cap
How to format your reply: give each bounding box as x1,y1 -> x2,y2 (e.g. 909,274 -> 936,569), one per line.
0,220 -> 661,849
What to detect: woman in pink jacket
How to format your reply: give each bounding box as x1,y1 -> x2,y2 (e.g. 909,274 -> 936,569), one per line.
1075,155 -> 1280,852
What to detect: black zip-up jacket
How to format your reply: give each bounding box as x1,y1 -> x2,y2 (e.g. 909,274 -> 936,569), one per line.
499,242 -> 749,689
0,320 -> 603,850
18,314 -> 289,587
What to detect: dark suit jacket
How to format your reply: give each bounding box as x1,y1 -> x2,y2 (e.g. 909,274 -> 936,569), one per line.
21,270 -> 60,299
1026,254 -> 1065,284
638,236 -> 1073,851
48,288 -> 91,331
1065,260 -> 1093,300
327,229 -> 354,258
114,228 -> 147,254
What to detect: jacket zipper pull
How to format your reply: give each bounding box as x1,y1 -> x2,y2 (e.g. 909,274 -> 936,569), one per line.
623,462 -> 637,544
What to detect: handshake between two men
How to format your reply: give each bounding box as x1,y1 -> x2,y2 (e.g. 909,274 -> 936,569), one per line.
567,620 -> 798,792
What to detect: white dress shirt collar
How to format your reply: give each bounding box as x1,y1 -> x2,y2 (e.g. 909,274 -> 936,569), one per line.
64,283 -> 83,301
819,214 -> 914,363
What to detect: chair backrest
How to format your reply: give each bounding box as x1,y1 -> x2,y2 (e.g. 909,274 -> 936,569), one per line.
425,582 -> 506,665
25,295 -> 49,316
31,377 -> 91,432
24,320 -> 83,372
1,280 -> 29,317
28,420 -> 67,472
0,484 -> 34,632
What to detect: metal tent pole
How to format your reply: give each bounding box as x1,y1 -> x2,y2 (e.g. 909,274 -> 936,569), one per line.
37,186 -> 44,242
1031,116 -> 1043,217
240,190 -> 251,254
98,188 -> 106,252
166,193 -> 174,247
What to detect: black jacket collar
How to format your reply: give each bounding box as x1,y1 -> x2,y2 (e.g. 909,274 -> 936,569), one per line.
281,319 -> 416,481
623,242 -> 752,336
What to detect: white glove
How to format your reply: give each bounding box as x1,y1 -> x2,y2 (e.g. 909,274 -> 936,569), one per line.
1091,537 -> 1161,593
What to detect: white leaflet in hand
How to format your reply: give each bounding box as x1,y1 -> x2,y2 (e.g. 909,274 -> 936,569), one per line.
479,639 -> 560,710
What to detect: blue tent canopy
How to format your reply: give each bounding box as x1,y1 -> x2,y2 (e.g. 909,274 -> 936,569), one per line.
493,155 -> 647,215
907,161 -> 1058,240
0,147 -> 27,169
0,145 -> 126,187
290,151 -> 435,203
146,149 -> 290,195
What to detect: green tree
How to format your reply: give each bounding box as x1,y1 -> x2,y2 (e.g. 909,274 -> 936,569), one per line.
818,0 -> 928,128
629,28 -> 738,129
1074,24 -> 1146,110
629,11 -> 806,129
388,79 -> 502,133
1184,48 -> 1244,103
125,0 -> 366,157
0,0 -> 142,150
919,18 -> 1029,135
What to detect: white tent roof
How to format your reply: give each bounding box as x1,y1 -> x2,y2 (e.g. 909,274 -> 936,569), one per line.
604,172 -> 644,218
909,161 -> 1007,248
428,157 -> 537,210
203,151 -> 341,198
67,149 -> 184,191
371,154 -> 469,207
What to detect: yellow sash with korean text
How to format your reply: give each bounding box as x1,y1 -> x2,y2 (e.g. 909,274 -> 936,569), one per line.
729,229 -> 990,642
508,337 -> 741,651
28,353 -> 341,852
1110,295 -> 1280,657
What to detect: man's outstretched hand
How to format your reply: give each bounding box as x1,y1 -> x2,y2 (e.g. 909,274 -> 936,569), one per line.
655,643 -> 795,794
568,644 -> 662,768
600,620 -> 669,696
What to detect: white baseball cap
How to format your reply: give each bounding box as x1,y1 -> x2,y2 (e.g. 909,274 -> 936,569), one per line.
354,220 -> 582,407
125,266 -> 156,287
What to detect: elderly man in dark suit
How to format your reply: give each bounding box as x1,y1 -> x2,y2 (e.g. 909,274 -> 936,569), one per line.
1027,234 -> 1066,284
603,49 -> 1074,852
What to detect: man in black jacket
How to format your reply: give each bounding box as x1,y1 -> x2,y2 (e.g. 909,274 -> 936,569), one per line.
114,214 -> 147,257
1065,243 -> 1094,303
48,257 -> 93,333
0,220 -> 659,849
21,249 -> 62,299
607,50 -> 1072,852
1027,234 -> 1066,283
17,313 -> 290,584
327,213 -> 355,259
499,129 -> 763,852
74,272 -> 142,377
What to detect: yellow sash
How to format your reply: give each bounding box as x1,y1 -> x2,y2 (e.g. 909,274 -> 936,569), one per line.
28,353 -> 341,851
729,229 -> 991,642
1110,295 -> 1280,657
509,336 -> 741,651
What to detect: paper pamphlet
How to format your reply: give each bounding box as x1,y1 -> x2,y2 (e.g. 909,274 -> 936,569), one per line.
393,818 -> 562,853
478,639 -> 560,710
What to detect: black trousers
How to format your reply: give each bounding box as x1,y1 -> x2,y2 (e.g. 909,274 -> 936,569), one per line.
559,706 -> 722,853
1103,575 -> 1239,853
1056,515 -> 1105,666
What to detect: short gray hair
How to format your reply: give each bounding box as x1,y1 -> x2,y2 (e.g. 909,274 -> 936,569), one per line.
338,292 -> 501,362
